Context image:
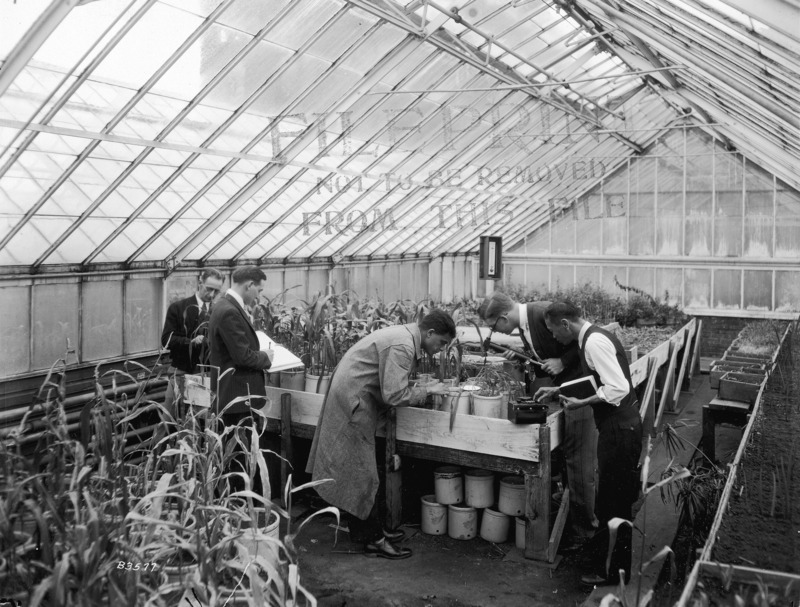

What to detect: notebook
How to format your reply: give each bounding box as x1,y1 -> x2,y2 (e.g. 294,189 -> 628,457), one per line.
256,331 -> 304,373
559,375 -> 598,399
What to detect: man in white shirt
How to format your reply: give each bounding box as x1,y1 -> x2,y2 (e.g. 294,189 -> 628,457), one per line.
478,292 -> 596,544
536,301 -> 643,587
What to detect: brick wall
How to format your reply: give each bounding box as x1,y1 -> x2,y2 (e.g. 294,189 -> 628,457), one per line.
694,316 -> 750,359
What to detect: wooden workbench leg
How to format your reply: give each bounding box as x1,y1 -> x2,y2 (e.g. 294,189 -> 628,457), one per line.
525,423 -> 551,560
701,405 -> 715,463
280,392 -> 293,507
385,407 -> 402,530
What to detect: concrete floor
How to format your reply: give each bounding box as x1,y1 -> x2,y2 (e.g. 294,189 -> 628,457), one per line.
293,511 -> 593,607
290,372 -> 744,607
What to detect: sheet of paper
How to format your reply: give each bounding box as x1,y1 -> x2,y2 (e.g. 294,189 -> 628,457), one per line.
257,330 -> 304,372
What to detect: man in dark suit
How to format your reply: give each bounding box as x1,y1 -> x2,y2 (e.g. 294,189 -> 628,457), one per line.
208,265 -> 273,417
161,268 -> 225,417
478,291 -> 596,546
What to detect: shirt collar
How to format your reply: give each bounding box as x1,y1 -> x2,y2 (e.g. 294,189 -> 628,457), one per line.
195,293 -> 205,308
406,323 -> 423,360
577,321 -> 592,347
518,303 -> 528,333
226,288 -> 245,310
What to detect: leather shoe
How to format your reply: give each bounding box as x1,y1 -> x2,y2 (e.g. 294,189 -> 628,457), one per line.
383,528 -> 405,542
364,539 -> 412,560
580,573 -> 618,587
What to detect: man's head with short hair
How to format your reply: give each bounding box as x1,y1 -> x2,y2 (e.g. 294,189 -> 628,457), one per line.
418,309 -> 457,356
477,291 -> 515,325
477,291 -> 520,334
544,301 -> 582,345
197,268 -> 224,303
231,266 -> 267,285
230,265 -> 268,306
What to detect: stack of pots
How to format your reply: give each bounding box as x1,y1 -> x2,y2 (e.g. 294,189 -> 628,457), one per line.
421,467 -> 521,545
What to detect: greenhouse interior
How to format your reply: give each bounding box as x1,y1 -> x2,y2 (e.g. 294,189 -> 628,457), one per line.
1,0 -> 799,605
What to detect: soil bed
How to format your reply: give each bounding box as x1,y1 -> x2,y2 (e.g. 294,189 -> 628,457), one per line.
711,327 -> 800,573
615,326 -> 678,356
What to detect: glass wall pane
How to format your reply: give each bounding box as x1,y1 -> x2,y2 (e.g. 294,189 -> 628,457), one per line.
602,170 -> 627,254
524,264 -> 549,291
685,268 -> 710,308
775,271 -> 800,312
742,270 -> 771,311
32,283 -> 79,370
714,153 -> 742,257
0,286 -> 30,376
504,264 -> 525,288
743,160 -> 773,257
551,265 -> 573,289
775,183 -> 800,258
575,265 -> 598,285
600,266 -> 627,295
629,158 -> 654,255
526,224 -> 550,253
165,274 -> 201,304
82,281 -> 123,361
551,212 -> 574,254
685,149 -> 712,256
575,194 -> 601,254
656,157 -> 683,255
713,269 -> 740,310
656,268 -> 683,306
124,278 -> 161,355
628,267 -> 654,295
306,268 -> 328,299
413,262 -> 429,302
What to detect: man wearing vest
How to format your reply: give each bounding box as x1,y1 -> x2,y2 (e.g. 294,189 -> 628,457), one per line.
535,301 -> 643,587
478,292 -> 598,545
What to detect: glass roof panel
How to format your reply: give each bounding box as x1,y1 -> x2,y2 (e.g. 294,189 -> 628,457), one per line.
90,3 -> 203,91
148,24 -> 251,103
249,54 -> 330,116
0,1 -> 49,61
99,218 -> 169,262
267,0 -> 343,51
4,217 -> 74,265
213,0 -> 290,35
31,0 -> 131,71
200,41 -> 292,113
306,7 -> 378,63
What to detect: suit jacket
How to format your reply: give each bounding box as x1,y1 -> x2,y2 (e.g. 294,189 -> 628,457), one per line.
524,301 -> 582,385
161,295 -> 209,374
208,294 -> 271,415
306,323 -> 427,519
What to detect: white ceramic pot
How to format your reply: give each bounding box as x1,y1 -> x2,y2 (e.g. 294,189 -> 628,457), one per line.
420,495 -> 447,535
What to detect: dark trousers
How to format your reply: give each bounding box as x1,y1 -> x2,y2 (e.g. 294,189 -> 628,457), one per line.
348,438 -> 387,544
585,411 -> 642,582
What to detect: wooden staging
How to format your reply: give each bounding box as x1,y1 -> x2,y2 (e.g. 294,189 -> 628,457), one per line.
261,386 -> 566,563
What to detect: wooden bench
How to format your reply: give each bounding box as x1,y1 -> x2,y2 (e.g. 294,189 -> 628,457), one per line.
701,397 -> 751,462
259,387 -> 568,564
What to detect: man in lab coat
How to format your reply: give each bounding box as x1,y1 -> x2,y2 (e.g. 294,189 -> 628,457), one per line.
307,309 -> 456,559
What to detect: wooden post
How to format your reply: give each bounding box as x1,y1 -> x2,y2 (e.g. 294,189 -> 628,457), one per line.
385,407 -> 402,530
525,423 -> 550,560
280,392 -> 293,507
690,320 -> 703,377
655,340 -> 679,428
638,357 -> 660,437
701,405 -> 716,463
675,327 -> 694,400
